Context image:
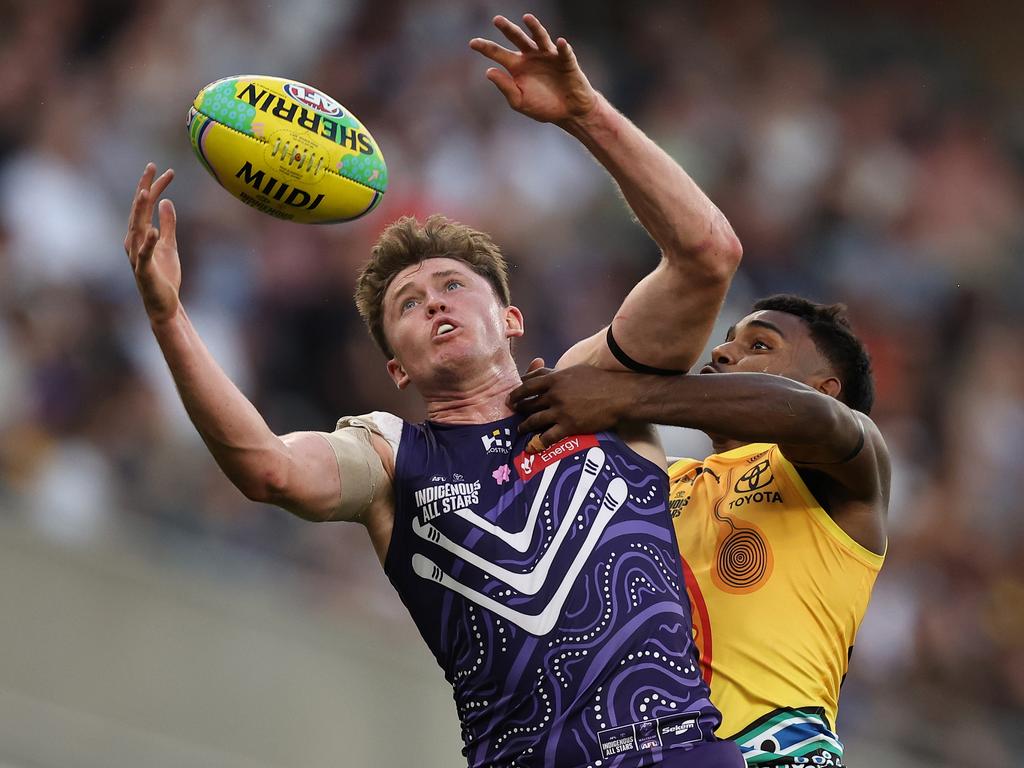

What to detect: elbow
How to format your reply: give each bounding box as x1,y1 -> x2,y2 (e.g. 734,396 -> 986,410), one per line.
236,465 -> 291,505
667,215 -> 743,285
807,397 -> 860,456
809,400 -> 844,443
708,227 -> 743,281
703,211 -> 744,281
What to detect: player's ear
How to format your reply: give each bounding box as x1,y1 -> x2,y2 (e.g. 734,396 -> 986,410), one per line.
816,376 -> 842,400
504,305 -> 524,339
386,358 -> 411,390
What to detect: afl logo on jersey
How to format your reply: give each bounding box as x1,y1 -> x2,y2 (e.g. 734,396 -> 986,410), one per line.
284,83 -> 344,116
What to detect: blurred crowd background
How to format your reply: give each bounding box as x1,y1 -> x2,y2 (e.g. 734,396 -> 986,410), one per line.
1,0 -> 1022,765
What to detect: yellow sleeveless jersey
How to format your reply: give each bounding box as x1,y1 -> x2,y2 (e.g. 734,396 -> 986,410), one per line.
668,443 -> 884,766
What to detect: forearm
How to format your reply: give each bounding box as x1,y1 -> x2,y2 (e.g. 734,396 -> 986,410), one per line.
150,307 -> 291,500
623,373 -> 857,456
562,94 -> 740,265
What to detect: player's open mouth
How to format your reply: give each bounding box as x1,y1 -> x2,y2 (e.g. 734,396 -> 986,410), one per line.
434,322 -> 458,338
699,364 -> 718,374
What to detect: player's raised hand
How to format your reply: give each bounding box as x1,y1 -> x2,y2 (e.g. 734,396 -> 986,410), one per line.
509,364 -> 628,452
124,163 -> 181,324
470,14 -> 597,127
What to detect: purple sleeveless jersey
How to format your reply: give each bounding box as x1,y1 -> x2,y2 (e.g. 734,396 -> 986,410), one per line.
385,415 -> 723,768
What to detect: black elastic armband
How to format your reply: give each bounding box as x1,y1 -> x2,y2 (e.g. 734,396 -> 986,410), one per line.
606,325 -> 686,376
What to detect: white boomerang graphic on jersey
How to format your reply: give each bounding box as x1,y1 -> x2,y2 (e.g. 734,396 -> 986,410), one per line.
412,448 -> 604,594
449,458 -> 558,553
412,476 -> 628,636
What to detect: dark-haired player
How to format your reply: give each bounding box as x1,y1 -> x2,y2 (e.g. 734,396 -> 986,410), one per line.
510,295 -> 890,767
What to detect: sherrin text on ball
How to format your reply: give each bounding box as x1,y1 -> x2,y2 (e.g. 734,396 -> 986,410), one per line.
187,75 -> 387,224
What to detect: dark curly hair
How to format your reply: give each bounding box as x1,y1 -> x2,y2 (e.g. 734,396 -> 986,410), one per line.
752,294 -> 875,415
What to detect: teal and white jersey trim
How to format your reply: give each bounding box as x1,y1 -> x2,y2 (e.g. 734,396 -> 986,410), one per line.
730,707 -> 844,766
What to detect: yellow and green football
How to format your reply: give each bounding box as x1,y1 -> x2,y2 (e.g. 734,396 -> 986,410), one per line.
186,75 -> 387,224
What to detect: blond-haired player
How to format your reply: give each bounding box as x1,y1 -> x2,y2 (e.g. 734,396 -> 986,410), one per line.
124,13 -> 747,768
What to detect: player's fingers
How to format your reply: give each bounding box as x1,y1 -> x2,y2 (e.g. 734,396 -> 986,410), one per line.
485,68 -> 522,109
508,374 -> 550,406
136,162 -> 156,193
126,165 -> 163,260
521,365 -> 554,382
520,410 -> 557,442
525,425 -> 568,454
150,168 -> 175,200
511,359 -> 549,402
493,15 -> 537,53
136,175 -> 166,245
524,411 -> 557,436
522,14 -> 555,52
127,173 -> 150,248
157,199 -> 177,249
524,357 -> 546,375
137,186 -> 155,224
514,393 -> 549,417
469,38 -> 518,69
136,227 -> 159,269
128,188 -> 152,255
556,37 -> 578,67
125,189 -> 142,257
537,426 -> 567,451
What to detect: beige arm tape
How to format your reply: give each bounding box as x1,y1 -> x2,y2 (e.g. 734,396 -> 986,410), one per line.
321,422 -> 388,522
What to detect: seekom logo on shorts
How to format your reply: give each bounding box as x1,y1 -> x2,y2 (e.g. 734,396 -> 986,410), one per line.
514,434 -> 599,482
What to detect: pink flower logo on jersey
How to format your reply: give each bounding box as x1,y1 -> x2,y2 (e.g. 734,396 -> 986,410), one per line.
492,465 -> 511,486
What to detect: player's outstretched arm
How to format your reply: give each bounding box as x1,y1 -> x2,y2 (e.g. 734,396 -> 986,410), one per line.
511,366 -> 888,498
471,14 -> 742,372
124,164 -> 388,523
512,365 -> 890,551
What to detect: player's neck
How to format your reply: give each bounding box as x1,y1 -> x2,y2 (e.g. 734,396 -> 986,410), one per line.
424,362 -> 520,425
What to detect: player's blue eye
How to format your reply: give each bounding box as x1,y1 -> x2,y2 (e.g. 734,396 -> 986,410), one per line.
446,280 -> 462,291
401,298 -> 418,312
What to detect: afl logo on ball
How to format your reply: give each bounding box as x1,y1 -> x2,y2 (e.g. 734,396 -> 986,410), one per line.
284,83 -> 343,117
